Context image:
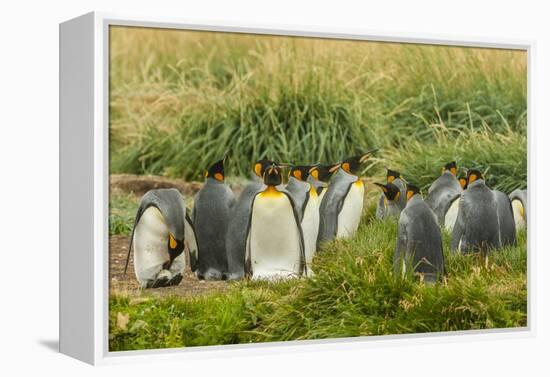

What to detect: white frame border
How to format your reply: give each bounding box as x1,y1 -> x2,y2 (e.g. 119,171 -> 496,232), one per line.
82,11 -> 535,365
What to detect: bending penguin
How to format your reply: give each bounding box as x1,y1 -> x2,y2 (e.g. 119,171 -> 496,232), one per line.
125,188 -> 198,288
192,157 -> 236,280
318,149 -> 377,244
376,168 -> 406,219
374,182 -> 404,219
307,163 -> 341,203
286,165 -> 321,276
245,163 -> 306,280
451,169 -> 501,253
509,188 -> 527,231
225,159 -> 277,280
425,161 -> 463,230
395,184 -> 445,282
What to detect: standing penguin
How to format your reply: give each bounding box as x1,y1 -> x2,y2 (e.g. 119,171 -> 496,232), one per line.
246,164 -> 305,280
451,169 -> 501,253
376,169 -> 407,219
509,189 -> 527,231
318,149 -> 377,244
395,184 -> 445,282
286,165 -> 320,275
124,188 -> 198,288
374,182 -> 404,219
225,159 -> 276,280
307,163 -> 341,203
426,161 -> 463,229
192,157 -> 236,280
493,189 -> 517,247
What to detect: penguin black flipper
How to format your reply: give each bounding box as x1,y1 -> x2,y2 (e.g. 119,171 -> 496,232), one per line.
394,216 -> 409,275
185,212 -> 200,272
244,193 -> 259,278
281,190 -> 307,277
451,195 -> 467,252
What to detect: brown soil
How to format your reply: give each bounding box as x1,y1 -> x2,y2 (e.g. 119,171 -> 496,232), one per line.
110,174 -> 203,197
109,235 -> 229,298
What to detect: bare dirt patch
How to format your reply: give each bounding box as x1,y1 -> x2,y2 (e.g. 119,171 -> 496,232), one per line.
109,235 -> 229,298
110,174 -> 203,197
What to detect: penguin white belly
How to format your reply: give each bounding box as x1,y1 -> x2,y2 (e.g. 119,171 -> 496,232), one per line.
302,187 -> 320,276
444,197 -> 461,232
511,199 -> 526,231
249,191 -> 302,280
336,180 -> 364,238
133,207 -> 172,288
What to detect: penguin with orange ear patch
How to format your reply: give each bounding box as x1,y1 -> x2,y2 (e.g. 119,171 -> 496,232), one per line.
307,163 -> 341,202
318,148 -> 377,244
192,156 -> 236,280
395,184 -> 445,282
376,168 -> 407,220
426,161 -> 463,227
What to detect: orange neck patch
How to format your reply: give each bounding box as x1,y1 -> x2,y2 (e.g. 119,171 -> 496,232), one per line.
260,185 -> 284,197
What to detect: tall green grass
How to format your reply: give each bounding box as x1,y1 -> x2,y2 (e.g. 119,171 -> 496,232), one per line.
109,27 -> 527,183
109,205 -> 527,351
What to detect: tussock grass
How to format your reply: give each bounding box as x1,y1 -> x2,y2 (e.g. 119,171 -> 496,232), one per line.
109,27 -> 527,183
109,205 -> 527,351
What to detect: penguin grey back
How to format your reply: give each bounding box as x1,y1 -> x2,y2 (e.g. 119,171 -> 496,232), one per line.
451,179 -> 501,253
317,168 -> 357,244
136,188 -> 186,239
286,176 -> 310,221
493,190 -> 516,247
193,178 -> 236,280
395,194 -> 444,282
426,171 -> 463,225
225,181 -> 265,280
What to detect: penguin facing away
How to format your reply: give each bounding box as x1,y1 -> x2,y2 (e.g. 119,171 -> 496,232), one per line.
425,161 -> 463,228
395,184 -> 445,282
374,182 -> 404,220
493,189 -> 517,247
451,169 -> 501,253
125,188 -> 199,288
286,165 -> 320,276
318,149 -> 377,244
376,169 -> 406,220
509,189 -> 527,231
192,157 -> 236,280
225,159 -> 277,280
307,163 -> 341,203
246,164 -> 306,280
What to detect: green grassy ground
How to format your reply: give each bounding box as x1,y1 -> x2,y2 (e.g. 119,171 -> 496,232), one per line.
109,201 -> 527,351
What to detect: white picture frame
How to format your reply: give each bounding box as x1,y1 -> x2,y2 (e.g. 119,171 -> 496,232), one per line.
59,11 -> 534,365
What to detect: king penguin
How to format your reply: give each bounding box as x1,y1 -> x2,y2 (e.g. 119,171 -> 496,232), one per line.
225,159 -> 277,280
509,188 -> 527,231
376,169 -> 407,220
425,161 -> 463,230
317,148 -> 377,244
307,163 -> 341,203
374,182 -> 404,219
124,188 -> 199,288
246,164 -> 306,280
192,157 -> 236,280
493,189 -> 517,247
451,169 -> 501,253
395,184 -> 445,282
286,165 -> 320,276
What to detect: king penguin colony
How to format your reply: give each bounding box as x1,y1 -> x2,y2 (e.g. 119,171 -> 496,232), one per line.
126,153 -> 526,288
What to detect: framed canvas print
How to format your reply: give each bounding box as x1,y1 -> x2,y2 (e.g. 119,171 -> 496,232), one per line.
59,12 -> 532,365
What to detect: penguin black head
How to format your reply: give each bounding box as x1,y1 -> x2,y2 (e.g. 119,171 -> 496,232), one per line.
309,163 -> 341,182
289,165 -> 314,181
205,157 -> 226,182
405,184 -> 421,201
458,175 -> 467,189
374,182 -> 401,202
340,148 -> 378,175
263,164 -> 282,186
443,161 -> 458,176
166,232 -> 185,264
253,159 -> 277,178
467,169 -> 484,185
386,169 -> 403,183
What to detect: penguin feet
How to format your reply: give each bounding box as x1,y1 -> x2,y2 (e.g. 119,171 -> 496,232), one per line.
197,269 -> 224,281
149,269 -> 172,288
167,273 -> 183,286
